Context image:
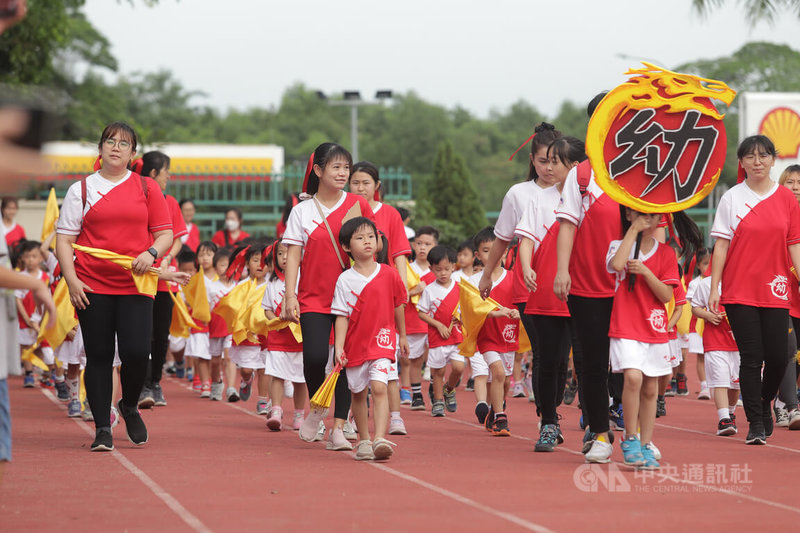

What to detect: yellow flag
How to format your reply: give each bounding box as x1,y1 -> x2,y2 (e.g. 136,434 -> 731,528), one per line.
252,314 -> 303,343
41,187 -> 59,248
41,277 -> 78,348
168,288 -> 199,337
236,282 -> 268,344
20,347 -> 50,371
213,280 -> 252,332
72,243 -> 158,296
456,280 -> 501,358
406,262 -> 421,305
184,269 -> 211,323
517,321 -> 532,353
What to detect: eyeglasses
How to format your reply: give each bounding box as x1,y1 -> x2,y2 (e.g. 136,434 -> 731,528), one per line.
103,138 -> 132,150
741,153 -> 773,163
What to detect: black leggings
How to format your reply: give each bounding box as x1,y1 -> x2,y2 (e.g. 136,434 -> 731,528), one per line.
148,290 -> 174,384
568,295 -> 614,434
780,316 -> 799,411
78,294 -> 153,429
300,312 -> 350,420
726,304 -> 789,425
531,314 -> 573,425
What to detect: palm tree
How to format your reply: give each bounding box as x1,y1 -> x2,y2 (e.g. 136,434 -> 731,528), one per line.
692,0 -> 800,25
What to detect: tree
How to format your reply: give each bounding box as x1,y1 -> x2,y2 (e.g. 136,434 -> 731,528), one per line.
692,0 -> 800,25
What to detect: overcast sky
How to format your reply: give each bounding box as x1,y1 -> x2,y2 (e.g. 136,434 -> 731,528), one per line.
83,0 -> 799,118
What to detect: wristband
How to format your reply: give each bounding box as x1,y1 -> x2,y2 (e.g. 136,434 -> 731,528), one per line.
147,247 -> 158,260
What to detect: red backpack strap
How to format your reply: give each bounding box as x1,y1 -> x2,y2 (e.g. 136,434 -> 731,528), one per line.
576,160 -> 591,197
81,177 -> 87,211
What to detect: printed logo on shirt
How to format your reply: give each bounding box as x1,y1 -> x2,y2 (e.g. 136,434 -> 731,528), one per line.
768,274 -> 789,301
501,323 -> 518,343
647,309 -> 667,333
376,328 -> 394,350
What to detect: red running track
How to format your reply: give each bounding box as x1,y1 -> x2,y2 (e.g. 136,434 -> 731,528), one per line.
2,370 -> 799,532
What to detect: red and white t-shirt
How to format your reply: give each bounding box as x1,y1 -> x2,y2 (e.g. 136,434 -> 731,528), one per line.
606,238 -> 680,344
15,269 -> 48,329
667,281 -> 688,340
57,171 -> 172,297
468,270 -> 519,353
691,277 -> 738,352
261,275 -> 303,352
372,202 -> 411,261
157,194 -> 188,293
711,182 -> 800,308
405,260 -> 435,335
331,263 -> 407,367
3,222 -> 25,249
181,222 -> 200,251
685,276 -> 704,334
556,162 -> 621,298
417,278 -> 463,348
516,184 -> 569,317
283,192 -> 374,314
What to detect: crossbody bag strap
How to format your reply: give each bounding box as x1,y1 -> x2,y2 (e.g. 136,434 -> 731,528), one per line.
312,196 -> 347,271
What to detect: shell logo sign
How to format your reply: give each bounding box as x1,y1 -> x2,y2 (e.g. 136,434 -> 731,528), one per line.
758,107 -> 800,159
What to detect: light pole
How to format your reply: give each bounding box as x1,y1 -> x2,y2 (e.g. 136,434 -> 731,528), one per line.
318,90 -> 393,162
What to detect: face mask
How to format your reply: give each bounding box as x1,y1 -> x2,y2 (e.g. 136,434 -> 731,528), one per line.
225,219 -> 240,232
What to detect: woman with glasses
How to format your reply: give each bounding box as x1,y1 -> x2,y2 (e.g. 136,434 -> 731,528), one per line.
709,135 -> 800,445
56,122 -> 173,452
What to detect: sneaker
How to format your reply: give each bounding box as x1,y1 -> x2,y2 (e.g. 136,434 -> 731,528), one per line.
745,423 -> 766,445
192,375 -> 202,392
676,374 -> 689,396
110,406 -> 119,429
697,387 -> 711,400
226,387 -> 240,402
585,438 -> 613,464
200,383 -> 211,399
55,380 -> 69,401
465,378 -> 475,392
67,399 -> 81,418
90,428 -> 114,452
151,382 -> 167,406
621,435 -> 644,466
23,374 -> 35,388
730,412 -> 737,432
326,427 -> 353,451
582,429 -> 615,454
256,399 -> 271,415
528,388 -> 536,403
717,418 -> 737,436
355,439 -> 375,461
389,417 -> 407,435
737,395 -> 743,406
117,400 -> 148,445
164,362 -> 176,375
267,407 -> 283,431
646,441 -> 662,461
512,382 -> 526,398
556,424 -> 565,444
342,420 -> 358,441
640,443 -> 660,470
81,401 -> 94,422
609,405 -> 625,431
186,367 -> 194,381
284,381 -> 294,399
665,377 -> 676,397
174,361 -> 185,379
475,402 -> 490,424
399,389 -> 412,405
774,406 -> 790,427
491,413 -> 511,436
314,420 -> 326,441
210,381 -> 224,401
138,385 -> 155,409
564,380 -> 578,406
763,400 -> 774,438
656,398 -> 666,418
372,437 -> 396,460
485,406 -> 495,432
239,376 -> 253,402
292,412 -> 304,431
443,387 -> 457,412
299,407 -> 327,442
431,400 -> 445,417
40,376 -> 53,388
534,423 -> 558,451
788,409 -> 800,430
410,393 -> 425,411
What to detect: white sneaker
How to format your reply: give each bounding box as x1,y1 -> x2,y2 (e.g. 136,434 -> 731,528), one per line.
326,427 -> 354,451
372,437 -> 396,460
355,440 -> 374,461
788,409 -> 800,430
389,417 -> 407,435
647,441 -> 662,460
284,381 -> 294,399
299,407 -> 327,442
585,439 -> 613,464
512,382 -> 526,398
697,387 -> 711,400
342,420 -> 358,441
314,420 -> 326,441
775,407 -> 790,427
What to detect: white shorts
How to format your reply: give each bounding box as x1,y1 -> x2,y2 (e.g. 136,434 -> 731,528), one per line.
185,332 -> 210,360
346,358 -> 393,393
610,338 -> 672,378
40,346 -> 54,366
223,335 -> 233,350
228,345 -> 266,370
427,345 -> 465,369
688,332 -> 704,355
56,333 -> 85,368
668,338 -> 683,368
264,350 -> 305,382
18,327 -> 37,346
169,335 -> 186,353
704,350 -> 741,389
484,351 -> 514,377
209,336 -> 228,357
406,333 -> 428,360
469,352 -> 489,377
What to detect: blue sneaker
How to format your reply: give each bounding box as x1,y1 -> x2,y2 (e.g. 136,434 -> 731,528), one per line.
534,423 -> 559,452
23,374 -> 35,388
621,435 -> 644,466
55,380 -> 69,401
641,443 -> 660,470
174,361 -> 185,379
67,399 -> 81,418
609,405 -> 625,431
399,388 -> 412,405
443,387 -> 457,412
186,367 -> 194,382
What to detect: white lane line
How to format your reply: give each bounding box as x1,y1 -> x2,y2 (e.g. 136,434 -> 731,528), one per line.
41,389 -> 213,533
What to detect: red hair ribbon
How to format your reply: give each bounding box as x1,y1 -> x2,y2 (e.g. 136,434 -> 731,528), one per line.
260,244 -> 274,270
225,246 -> 250,281
508,133 -> 536,162
92,156 -> 102,171
684,254 -> 696,286
703,257 -> 713,277
737,162 -> 746,184
129,158 -> 144,175
373,188 -> 381,202
301,153 -> 315,194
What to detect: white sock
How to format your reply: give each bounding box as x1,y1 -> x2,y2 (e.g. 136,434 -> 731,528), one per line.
717,408 -> 729,421
700,381 -> 707,389
67,378 -> 79,401
390,411 -> 401,420
54,374 -> 65,383
775,398 -> 786,409
728,405 -> 737,415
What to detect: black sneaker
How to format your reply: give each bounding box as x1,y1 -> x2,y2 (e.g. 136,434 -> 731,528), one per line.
137,384 -> 155,409
535,423 -> 558,451
563,380 -> 578,405
676,373 -> 689,396
485,406 -> 495,432
410,393 -> 425,411
745,423 -> 766,445
717,418 -> 736,436
762,401 -> 774,437
90,428 -> 114,452
465,378 -> 475,392
491,413 -> 510,436
475,401 -> 489,424
117,400 -> 148,445
55,380 -> 69,401
656,397 -> 666,418
731,413 -> 737,431
151,382 -> 167,407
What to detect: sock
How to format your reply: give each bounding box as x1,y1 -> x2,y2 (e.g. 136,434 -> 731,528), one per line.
257,395 -> 269,403
411,382 -> 421,396
390,411 -> 401,420
596,433 -> 610,443
444,384 -> 453,393
294,409 -> 303,418
67,378 -> 79,401
700,381 -> 708,389
728,404 -> 737,415
24,370 -> 32,376
775,398 -> 786,409
657,395 -> 664,401
401,386 -> 411,393
54,374 -> 65,383
718,408 -> 729,421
